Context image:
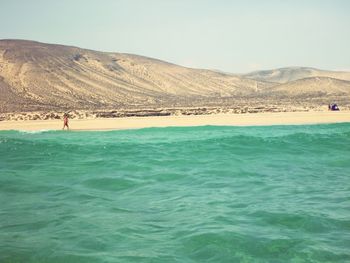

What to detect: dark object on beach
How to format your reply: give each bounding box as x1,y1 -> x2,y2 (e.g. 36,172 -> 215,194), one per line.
329,103 -> 340,111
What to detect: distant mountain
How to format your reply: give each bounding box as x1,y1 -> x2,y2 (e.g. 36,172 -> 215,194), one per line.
243,67 -> 350,84
0,40 -> 267,112
262,77 -> 350,98
0,39 -> 349,112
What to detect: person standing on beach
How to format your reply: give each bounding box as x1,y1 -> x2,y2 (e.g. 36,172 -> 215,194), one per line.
62,113 -> 69,130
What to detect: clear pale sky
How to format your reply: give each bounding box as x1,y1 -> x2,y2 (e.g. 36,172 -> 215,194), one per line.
1,0 -> 349,73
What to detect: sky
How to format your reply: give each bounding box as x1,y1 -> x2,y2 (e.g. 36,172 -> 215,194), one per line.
0,0 -> 349,73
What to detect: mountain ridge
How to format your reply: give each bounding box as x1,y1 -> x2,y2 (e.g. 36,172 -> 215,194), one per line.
242,66 -> 350,84
0,39 -> 349,112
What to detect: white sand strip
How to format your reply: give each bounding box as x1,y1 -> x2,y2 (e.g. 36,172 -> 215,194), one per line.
1,111 -> 349,131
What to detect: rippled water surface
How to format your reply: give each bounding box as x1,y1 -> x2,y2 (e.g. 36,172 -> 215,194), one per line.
1,124 -> 350,262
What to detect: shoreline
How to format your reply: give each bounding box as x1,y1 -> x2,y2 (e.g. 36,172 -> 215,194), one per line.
1,111 -> 350,131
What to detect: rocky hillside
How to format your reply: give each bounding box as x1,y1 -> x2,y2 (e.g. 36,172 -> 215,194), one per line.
0,40 -> 349,113
0,40 -> 269,112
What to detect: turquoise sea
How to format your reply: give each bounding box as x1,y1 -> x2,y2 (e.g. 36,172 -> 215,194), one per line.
0,124 -> 349,263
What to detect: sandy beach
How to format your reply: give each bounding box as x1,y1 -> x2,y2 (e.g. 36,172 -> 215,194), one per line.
1,111 -> 349,131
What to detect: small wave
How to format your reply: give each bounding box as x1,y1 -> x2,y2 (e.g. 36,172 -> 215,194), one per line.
17,129 -> 55,134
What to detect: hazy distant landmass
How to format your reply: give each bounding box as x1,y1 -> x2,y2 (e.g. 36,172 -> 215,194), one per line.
1,39 -> 350,113
243,67 -> 350,83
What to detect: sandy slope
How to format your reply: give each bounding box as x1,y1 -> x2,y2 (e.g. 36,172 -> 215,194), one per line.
0,39 -> 266,112
243,67 -> 350,83
1,111 -> 349,131
1,40 -> 350,113
265,77 -> 350,98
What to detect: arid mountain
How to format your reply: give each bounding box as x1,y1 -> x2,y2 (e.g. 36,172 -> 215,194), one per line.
262,77 -> 350,99
0,39 -> 349,113
0,40 -> 269,112
243,67 -> 350,84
